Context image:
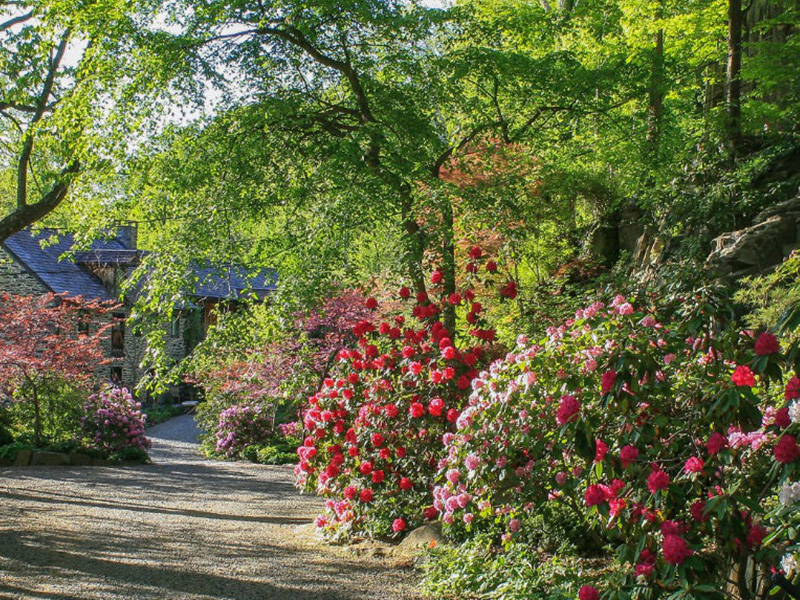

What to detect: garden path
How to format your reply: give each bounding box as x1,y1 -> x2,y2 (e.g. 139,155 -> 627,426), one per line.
0,414 -> 422,600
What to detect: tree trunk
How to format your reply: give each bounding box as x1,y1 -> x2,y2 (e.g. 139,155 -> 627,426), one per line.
32,384 -> 41,447
399,185 -> 428,297
727,0 -> 744,155
440,198 -> 457,337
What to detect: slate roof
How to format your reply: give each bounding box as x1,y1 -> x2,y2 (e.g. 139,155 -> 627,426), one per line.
3,229 -> 119,300
192,264 -> 278,300
2,229 -> 277,303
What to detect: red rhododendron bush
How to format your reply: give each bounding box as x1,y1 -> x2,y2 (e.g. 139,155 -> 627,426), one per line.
295,252 -> 510,540
434,289 -> 800,597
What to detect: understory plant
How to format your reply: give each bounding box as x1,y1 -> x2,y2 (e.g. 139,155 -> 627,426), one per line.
79,386 -> 151,458
435,287 -> 800,598
295,248 -> 513,539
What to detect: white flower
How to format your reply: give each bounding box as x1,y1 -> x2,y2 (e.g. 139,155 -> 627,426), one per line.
782,553 -> 799,576
789,401 -> 800,425
779,481 -> 800,506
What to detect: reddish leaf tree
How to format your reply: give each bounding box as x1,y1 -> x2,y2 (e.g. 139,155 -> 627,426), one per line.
0,293 -> 118,445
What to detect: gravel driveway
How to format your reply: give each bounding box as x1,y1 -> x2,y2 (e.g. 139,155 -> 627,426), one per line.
0,415 -> 421,600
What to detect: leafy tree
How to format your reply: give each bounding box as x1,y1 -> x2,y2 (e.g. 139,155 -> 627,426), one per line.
0,292 -> 117,445
0,0 -> 189,242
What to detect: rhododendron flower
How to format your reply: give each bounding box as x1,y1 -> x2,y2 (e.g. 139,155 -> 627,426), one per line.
359,462 -> 373,476
486,260 -> 497,272
647,468 -> 670,493
585,484 -> 607,507
448,293 -> 462,306
594,439 -> 608,463
359,488 -> 373,503
424,506 -> 439,520
465,453 -> 480,471
344,485 -> 357,500
409,402 -> 425,418
365,297 -> 378,310
618,302 -> 634,315
662,534 -> 691,565
399,286 -> 411,299
556,395 -> 580,425
555,471 -> 569,486
508,518 -> 521,533
732,365 -> 756,387
428,397 -> 445,417
690,500 -> 708,522
431,270 -> 443,284
446,469 -> 461,484
635,563 -> 654,579
620,445 -> 639,468
371,433 -> 384,447
747,523 -> 767,547
442,346 -> 456,360
755,332 -> 780,356
578,586 -> 600,600
469,245 -> 482,259
601,369 -> 617,394
787,377 -> 800,401
684,456 -> 705,474
774,435 -> 800,464
372,470 -> 385,484
706,432 -> 728,455
391,517 -> 406,532
399,477 -> 413,491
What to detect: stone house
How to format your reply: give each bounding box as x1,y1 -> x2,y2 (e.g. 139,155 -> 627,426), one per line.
0,226 -> 277,396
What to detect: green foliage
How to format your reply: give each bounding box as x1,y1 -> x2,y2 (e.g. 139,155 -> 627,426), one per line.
0,440 -> 33,461
5,379 -> 84,447
240,443 -> 298,466
143,404 -> 185,427
422,535 -> 597,600
106,446 -> 151,464
738,251 -> 800,342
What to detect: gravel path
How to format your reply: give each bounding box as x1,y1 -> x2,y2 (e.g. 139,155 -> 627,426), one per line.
0,414 -> 422,600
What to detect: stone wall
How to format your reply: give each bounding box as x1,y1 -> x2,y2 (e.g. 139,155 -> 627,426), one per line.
0,249 -> 48,296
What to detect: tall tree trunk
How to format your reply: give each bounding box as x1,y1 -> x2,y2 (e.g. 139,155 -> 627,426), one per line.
440,198 -> 457,337
31,383 -> 41,447
646,3 -> 665,155
727,0 -> 744,155
399,185 -> 428,298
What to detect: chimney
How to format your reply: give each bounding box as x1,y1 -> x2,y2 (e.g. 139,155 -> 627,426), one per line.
115,224 -> 138,250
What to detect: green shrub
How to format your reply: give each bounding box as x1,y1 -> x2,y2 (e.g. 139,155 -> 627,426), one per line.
0,440 -> 33,461
4,379 -> 84,447
422,536 -> 597,600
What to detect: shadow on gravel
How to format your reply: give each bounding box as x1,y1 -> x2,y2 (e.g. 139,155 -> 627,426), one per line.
0,461 -> 302,498
0,488 -> 311,524
0,526 -> 403,600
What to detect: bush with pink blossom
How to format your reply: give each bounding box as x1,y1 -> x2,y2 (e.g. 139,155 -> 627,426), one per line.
214,403 -> 275,458
434,288 -> 800,597
79,386 -> 151,459
295,252 -> 509,539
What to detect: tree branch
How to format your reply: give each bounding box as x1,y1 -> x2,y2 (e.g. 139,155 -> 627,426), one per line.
0,160 -> 80,244
16,29 -> 70,209
0,9 -> 33,31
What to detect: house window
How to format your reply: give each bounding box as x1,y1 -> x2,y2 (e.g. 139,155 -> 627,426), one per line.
110,367 -> 123,385
111,313 -> 125,358
170,314 -> 181,337
77,309 -> 90,335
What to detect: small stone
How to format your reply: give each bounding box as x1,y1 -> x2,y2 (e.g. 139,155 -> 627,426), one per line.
70,453 -> 93,466
13,449 -> 32,466
396,524 -> 445,556
31,451 -> 70,466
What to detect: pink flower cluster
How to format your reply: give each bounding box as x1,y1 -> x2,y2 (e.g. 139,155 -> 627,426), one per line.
79,386 -> 151,454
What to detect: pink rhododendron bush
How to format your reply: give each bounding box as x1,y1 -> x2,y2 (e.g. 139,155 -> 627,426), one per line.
295,252 -> 509,540
79,386 -> 151,457
434,290 -> 800,598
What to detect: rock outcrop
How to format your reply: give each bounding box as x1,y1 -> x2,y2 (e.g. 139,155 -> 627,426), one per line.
705,195 -> 800,280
